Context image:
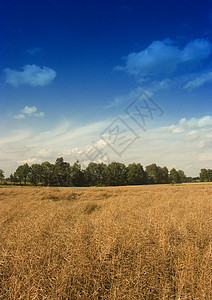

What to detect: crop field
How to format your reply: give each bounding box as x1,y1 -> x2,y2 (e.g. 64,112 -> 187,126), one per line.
0,184 -> 211,299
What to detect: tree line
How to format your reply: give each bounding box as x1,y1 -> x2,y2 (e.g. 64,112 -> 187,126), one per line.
199,168 -> 212,182
0,158 -> 205,187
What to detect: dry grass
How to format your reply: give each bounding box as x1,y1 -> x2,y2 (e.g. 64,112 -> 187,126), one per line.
0,184 -> 211,299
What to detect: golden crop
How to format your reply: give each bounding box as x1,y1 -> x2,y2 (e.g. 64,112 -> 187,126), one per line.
0,184 -> 211,299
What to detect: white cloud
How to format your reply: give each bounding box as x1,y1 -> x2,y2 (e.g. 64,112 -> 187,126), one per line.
26,47 -> 42,55
4,64 -> 56,87
37,149 -> 60,158
13,114 -> 25,120
0,129 -> 31,144
166,116 -> 212,134
13,106 -> 45,119
34,112 -> 45,117
104,87 -> 154,109
22,106 -> 37,115
184,72 -> 212,90
17,157 -> 42,165
117,38 -> 212,77
104,98 -> 120,109
186,115 -> 212,128
32,119 -> 109,148
0,145 -> 31,155
181,39 -> 212,62
199,153 -> 212,161
68,139 -> 110,167
1,115 -> 212,177
170,126 -> 185,134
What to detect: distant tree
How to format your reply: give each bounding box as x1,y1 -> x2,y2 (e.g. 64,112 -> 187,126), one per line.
169,168 -> 180,183
70,161 -> 84,186
178,170 -> 186,183
40,162 -> 55,186
185,176 -> 193,183
9,173 -> 18,185
200,169 -> 208,182
29,164 -> 43,186
145,164 -> 169,184
84,162 -> 107,186
161,166 -> 169,184
84,162 -> 97,186
6,159 -> 195,187
207,169 -> 212,182
106,162 -> 127,186
14,164 -> 30,185
192,177 -> 200,182
145,164 -> 161,184
145,164 -> 157,184
0,169 -> 4,184
127,163 -> 146,185
54,157 -> 71,186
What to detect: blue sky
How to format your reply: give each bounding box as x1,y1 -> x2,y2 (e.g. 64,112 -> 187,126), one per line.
1,0 -> 212,176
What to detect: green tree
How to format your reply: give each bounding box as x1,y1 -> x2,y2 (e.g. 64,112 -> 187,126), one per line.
185,176 -> 193,183
14,164 -> 30,185
145,164 -> 160,184
70,161 -> 84,186
54,157 -> 71,186
127,163 -> 146,185
84,162 -> 107,186
178,170 -> 186,183
169,168 -> 180,183
207,169 -> 212,182
29,164 -> 43,186
40,162 -> 55,186
106,162 -> 127,186
200,169 -> 208,182
0,169 -> 4,184
161,166 -> 169,184
9,173 -> 18,185
146,164 -> 169,184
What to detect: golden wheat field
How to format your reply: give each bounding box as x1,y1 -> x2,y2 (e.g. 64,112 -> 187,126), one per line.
0,184 -> 211,300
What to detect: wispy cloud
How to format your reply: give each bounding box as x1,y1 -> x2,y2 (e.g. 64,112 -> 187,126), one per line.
199,153 -> 212,161
4,64 -> 56,87
0,130 -> 31,145
184,72 -> 212,90
17,157 -> 42,165
104,87 -> 154,109
116,38 -> 212,77
158,116 -> 212,135
66,139 -> 109,166
13,106 -> 45,119
26,47 -> 42,55
36,149 -> 60,158
1,114 -> 212,177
